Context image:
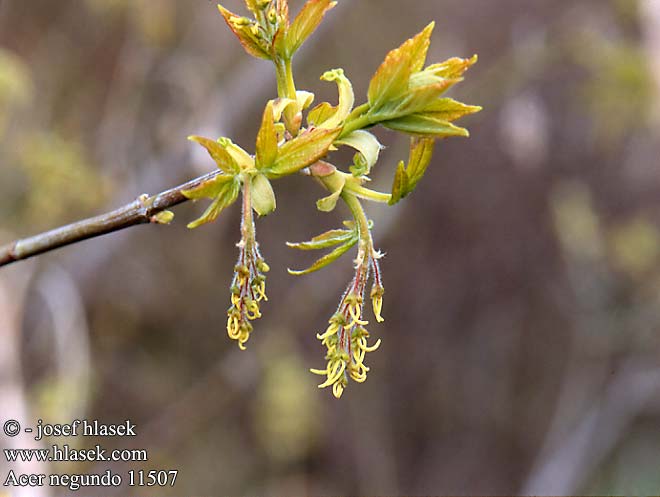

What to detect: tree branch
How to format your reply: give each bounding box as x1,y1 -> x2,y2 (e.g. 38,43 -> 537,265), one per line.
0,170 -> 223,268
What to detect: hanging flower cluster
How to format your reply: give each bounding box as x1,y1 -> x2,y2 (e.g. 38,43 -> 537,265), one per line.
182,0 -> 481,398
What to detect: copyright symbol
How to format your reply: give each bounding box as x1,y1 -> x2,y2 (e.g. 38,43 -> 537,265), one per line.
3,420 -> 20,437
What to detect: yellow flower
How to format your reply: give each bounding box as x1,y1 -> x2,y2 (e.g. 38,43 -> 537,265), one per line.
225,180 -> 269,350
310,242 -> 383,398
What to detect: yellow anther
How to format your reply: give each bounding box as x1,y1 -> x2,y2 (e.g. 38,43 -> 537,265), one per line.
350,369 -> 367,383
255,281 -> 268,301
348,304 -> 368,327
317,323 -> 339,341
245,300 -> 262,320
318,360 -> 346,389
321,340 -> 336,353
360,337 -> 382,353
227,315 -> 241,339
372,295 -> 384,323
332,382 -> 344,398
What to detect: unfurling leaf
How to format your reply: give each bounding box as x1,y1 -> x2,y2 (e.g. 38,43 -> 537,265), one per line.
423,98 -> 483,121
316,68 -> 355,129
182,174 -> 236,200
217,5 -> 271,60
268,127 -> 341,178
286,228 -> 354,250
217,137 -> 255,170
367,22 -> 434,112
317,188 -> 342,212
308,102 -> 336,127
287,236 -> 357,275
392,81 -> 457,116
256,101 -> 278,170
362,27 -> 480,140
188,136 -> 240,174
296,90 -> 315,111
251,173 -> 277,216
382,113 -> 470,137
409,55 -> 478,88
389,161 -> 409,206
186,177 -> 241,229
389,137 -> 435,205
285,0 -> 337,57
425,55 -> 479,80
313,165 -> 346,212
405,137 -> 435,190
335,130 -> 383,176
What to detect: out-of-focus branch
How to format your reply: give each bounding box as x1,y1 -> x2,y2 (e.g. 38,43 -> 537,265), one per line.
0,169 -> 222,268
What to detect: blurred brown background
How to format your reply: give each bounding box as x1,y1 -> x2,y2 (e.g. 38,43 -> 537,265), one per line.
2,0 -> 660,495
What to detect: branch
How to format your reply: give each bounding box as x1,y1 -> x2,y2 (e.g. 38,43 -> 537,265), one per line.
0,170 -> 223,268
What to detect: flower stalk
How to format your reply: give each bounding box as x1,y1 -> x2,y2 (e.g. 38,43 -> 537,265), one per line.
227,176 -> 270,350
309,192 -> 384,398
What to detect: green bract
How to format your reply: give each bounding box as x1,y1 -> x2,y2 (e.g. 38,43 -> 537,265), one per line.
182,0 -> 481,399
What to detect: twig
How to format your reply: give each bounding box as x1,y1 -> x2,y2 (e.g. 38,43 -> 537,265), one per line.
0,169 -> 222,268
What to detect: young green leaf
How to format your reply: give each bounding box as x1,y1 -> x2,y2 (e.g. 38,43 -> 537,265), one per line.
217,137 -> 255,170
296,90 -> 315,111
367,22 -> 434,112
405,137 -> 435,190
317,189 -> 342,212
335,130 -> 383,176
392,81 -> 457,116
409,55 -> 478,89
181,174 -> 236,200
313,163 -> 346,211
255,101 -> 278,170
425,55 -> 479,80
382,113 -> 470,138
389,137 -> 434,205
423,98 -> 483,121
268,127 -> 341,178
307,102 -> 336,127
317,68 -> 355,129
188,136 -> 240,174
349,153 -> 370,177
285,0 -> 337,58
217,5 -> 271,60
186,178 -> 241,228
250,173 -> 276,216
286,228 -> 354,250
287,237 -> 357,275
389,161 -> 409,205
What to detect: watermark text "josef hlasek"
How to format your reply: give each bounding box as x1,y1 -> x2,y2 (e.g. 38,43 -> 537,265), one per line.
32,419 -> 136,441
